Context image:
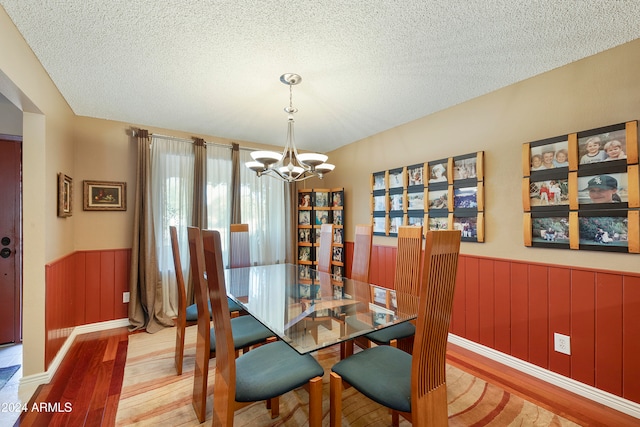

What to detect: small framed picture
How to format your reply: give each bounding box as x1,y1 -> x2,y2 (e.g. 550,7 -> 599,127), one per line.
298,191 -> 312,208
315,210 -> 331,225
407,214 -> 425,227
57,173 -> 73,217
333,228 -> 343,244
388,167 -> 405,189
298,228 -> 312,243
332,246 -> 343,262
407,163 -> 425,187
333,209 -> 343,226
453,154 -> 478,181
453,186 -> 478,209
83,180 -> 126,211
453,214 -> 481,242
529,136 -> 569,172
373,193 -> 387,212
527,213 -> 571,249
298,210 -> 311,225
407,189 -> 425,211
427,160 -> 449,184
427,188 -> 449,210
314,190 -> 329,207
529,178 -> 569,209
372,172 -> 386,191
331,189 -> 344,207
578,124 -> 627,166
388,214 -> 405,236
427,214 -> 449,231
373,214 -> 386,235
576,171 -> 629,208
578,210 -> 635,252
298,246 -> 311,262
389,190 -> 404,212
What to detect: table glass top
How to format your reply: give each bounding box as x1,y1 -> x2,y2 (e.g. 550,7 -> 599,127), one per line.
224,264 -> 417,354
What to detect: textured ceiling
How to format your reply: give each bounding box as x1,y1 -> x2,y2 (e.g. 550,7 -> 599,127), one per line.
2,1 -> 640,152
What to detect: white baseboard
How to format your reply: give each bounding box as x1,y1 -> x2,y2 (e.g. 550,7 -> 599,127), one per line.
449,334 -> 640,419
19,318 -> 130,397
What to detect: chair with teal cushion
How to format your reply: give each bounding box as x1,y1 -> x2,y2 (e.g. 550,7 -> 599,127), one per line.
200,228 -> 324,426
170,226 -> 242,376
362,225 -> 423,352
330,230 -> 461,427
187,227 -> 275,423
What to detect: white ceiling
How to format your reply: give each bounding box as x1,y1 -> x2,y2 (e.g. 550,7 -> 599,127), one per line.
2,1 -> 640,152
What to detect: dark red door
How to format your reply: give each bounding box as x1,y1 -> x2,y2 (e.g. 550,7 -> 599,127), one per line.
0,137 -> 22,344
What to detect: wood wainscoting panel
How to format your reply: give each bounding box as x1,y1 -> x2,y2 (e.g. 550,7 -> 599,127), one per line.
528,264 -> 549,369
510,262 -> 530,362
493,260 -> 512,355
45,249 -> 131,368
570,269 -> 596,387
478,258 -> 496,349
548,266 -> 572,378
595,272 -> 623,397
623,275 -> 640,403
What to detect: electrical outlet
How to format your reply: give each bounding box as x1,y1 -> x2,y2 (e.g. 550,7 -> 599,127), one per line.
123,291 -> 130,303
554,333 -> 571,355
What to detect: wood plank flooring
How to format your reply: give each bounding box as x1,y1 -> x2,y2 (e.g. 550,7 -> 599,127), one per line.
11,327 -> 639,426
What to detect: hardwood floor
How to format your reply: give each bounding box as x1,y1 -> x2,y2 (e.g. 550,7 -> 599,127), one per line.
8,328 -> 639,426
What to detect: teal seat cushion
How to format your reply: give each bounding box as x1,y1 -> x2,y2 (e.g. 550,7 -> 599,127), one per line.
209,315 -> 274,352
186,298 -> 244,322
331,345 -> 412,413
235,341 -> 324,402
365,321 -> 415,345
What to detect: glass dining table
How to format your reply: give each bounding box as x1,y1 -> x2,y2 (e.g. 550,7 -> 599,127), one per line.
224,263 -> 418,355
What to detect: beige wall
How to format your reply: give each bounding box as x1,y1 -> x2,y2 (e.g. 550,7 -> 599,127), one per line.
0,8 -> 76,375
321,38 -> 640,274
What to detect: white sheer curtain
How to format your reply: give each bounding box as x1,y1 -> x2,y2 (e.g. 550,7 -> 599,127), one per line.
151,136 -> 195,317
205,143 -> 233,267
239,149 -> 287,265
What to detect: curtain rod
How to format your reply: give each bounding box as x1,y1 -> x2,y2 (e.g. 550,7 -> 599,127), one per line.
148,132 -> 255,152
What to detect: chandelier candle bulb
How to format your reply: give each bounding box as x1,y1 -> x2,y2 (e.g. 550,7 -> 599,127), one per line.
245,73 -> 335,182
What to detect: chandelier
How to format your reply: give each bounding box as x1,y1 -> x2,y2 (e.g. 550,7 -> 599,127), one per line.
245,73 -> 335,182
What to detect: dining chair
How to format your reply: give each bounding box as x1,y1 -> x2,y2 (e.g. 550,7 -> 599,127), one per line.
170,226 -> 243,376
201,228 -> 325,427
229,223 -> 251,268
202,230 -> 324,427
316,222 -> 334,273
363,225 -> 423,352
330,229 -> 461,427
187,226 -> 275,423
342,224 -> 373,357
170,226 -> 197,375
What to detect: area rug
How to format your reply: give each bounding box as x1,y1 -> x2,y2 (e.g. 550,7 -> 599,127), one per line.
0,364 -> 20,391
116,327 -> 579,426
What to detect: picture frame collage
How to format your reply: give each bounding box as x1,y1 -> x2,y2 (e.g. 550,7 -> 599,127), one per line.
297,188 -> 346,278
371,151 -> 485,242
522,120 -> 640,253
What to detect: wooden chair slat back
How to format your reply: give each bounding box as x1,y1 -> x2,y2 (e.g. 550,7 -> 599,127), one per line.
202,229 -> 237,426
351,224 -> 373,283
170,226 -> 187,322
317,223 -> 334,273
411,229 -> 461,425
186,226 -> 212,421
394,226 -> 423,315
230,223 -> 251,268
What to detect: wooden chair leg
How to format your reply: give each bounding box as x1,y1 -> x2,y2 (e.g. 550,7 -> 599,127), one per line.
340,340 -> 354,359
269,396 -> 280,418
175,324 -> 185,375
391,410 -> 399,426
308,376 -> 323,427
330,372 -> 343,427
